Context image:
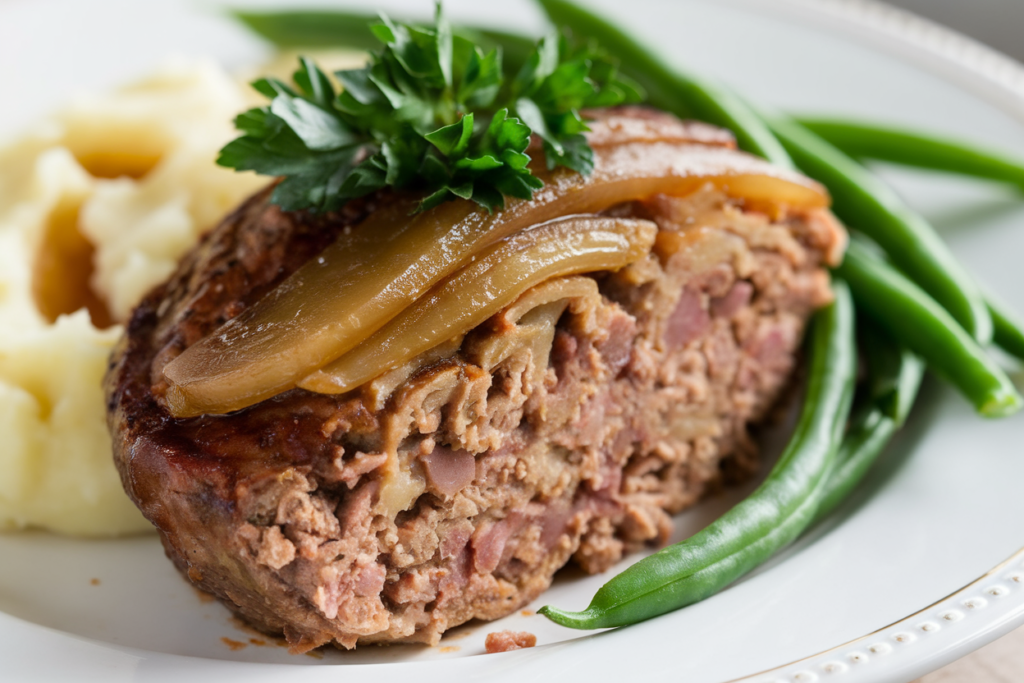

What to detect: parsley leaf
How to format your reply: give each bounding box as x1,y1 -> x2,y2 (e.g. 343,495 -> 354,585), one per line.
218,4 -> 643,214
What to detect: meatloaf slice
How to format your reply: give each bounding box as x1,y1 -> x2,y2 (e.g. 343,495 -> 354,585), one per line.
105,114 -> 844,651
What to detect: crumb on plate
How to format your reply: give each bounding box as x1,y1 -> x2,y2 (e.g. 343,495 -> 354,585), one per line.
485,631 -> 537,654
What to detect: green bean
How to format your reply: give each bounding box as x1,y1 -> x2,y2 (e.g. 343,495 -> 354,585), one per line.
232,10 -> 537,74
533,0 -> 793,167
539,281 -> 857,629
838,239 -> 1021,417
989,292 -> 1024,362
766,114 -> 993,345
233,9 -> 384,51
813,325 -> 924,521
860,324 -> 925,425
794,118 -> 1024,192
813,410 -> 894,523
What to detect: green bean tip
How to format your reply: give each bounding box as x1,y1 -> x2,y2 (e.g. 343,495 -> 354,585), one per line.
536,604 -> 597,629
980,388 -> 1024,418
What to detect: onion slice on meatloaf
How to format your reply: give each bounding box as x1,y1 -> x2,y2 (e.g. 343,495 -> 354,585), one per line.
105,108 -> 845,651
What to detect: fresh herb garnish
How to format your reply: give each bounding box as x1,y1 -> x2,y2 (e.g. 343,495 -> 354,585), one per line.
218,5 -> 643,213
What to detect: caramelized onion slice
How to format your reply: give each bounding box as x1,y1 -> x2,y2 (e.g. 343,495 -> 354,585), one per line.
500,275 -> 600,329
467,276 -> 601,397
164,141 -> 827,417
297,217 -> 656,396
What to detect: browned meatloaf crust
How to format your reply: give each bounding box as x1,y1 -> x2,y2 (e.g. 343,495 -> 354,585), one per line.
105,111 -> 844,652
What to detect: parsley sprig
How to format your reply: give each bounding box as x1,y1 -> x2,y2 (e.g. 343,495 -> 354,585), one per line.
218,6 -> 643,213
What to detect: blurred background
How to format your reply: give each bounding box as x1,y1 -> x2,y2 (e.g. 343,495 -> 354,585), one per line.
886,0 -> 1024,62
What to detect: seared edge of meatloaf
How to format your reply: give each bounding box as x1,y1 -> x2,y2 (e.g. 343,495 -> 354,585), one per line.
106,136 -> 844,653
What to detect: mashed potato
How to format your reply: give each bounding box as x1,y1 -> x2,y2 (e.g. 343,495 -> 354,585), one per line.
0,60 -> 268,535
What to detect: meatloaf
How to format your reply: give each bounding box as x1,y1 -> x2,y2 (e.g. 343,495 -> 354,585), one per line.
105,110 -> 845,651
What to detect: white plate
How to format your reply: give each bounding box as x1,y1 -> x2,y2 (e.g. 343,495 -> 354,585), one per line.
3,1 -> 1024,681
